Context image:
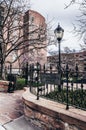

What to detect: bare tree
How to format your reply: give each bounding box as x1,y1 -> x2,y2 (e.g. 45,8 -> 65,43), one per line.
64,47 -> 72,53
65,0 -> 86,48
0,0 -> 47,79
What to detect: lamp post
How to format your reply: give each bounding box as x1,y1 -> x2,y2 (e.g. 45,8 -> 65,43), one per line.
54,23 -> 64,91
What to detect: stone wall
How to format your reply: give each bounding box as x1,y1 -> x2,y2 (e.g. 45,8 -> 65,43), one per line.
22,88 -> 86,130
0,80 -> 9,92
24,104 -> 64,130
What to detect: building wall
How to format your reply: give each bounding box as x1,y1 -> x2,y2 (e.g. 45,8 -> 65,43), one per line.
0,6 -> 47,72
47,51 -> 86,72
0,4 -> 24,70
5,13 -> 23,69
21,10 -> 47,67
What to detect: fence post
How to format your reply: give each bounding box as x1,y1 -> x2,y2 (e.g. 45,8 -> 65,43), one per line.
50,64 -> 52,91
81,83 -> 83,107
66,64 -> 69,110
10,63 -> 12,74
25,62 -> 28,86
43,64 -> 45,73
37,62 -> 40,100
29,64 -> 32,92
71,81 -> 74,105
75,64 -> 78,89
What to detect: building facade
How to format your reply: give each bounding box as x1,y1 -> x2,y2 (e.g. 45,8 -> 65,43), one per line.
0,5 -> 47,72
47,51 -> 86,72
21,10 -> 47,67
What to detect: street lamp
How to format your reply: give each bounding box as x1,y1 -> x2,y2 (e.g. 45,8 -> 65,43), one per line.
54,23 -> 64,91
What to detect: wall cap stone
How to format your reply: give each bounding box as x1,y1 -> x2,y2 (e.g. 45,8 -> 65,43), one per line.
22,88 -> 86,130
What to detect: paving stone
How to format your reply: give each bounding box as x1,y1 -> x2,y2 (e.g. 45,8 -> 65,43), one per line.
4,116 -> 42,130
0,114 -> 12,125
8,111 -> 23,120
0,90 -> 42,130
0,90 -> 24,124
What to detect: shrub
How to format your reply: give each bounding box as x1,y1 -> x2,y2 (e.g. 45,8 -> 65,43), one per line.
29,81 -> 44,87
45,89 -> 86,109
16,78 -> 25,90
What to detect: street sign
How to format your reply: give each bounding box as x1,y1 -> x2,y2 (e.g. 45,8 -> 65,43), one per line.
40,73 -> 60,85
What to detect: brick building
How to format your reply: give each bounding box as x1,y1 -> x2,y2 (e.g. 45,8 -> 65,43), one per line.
0,4 -> 23,71
47,51 -> 86,72
21,10 -> 47,67
0,5 -> 47,73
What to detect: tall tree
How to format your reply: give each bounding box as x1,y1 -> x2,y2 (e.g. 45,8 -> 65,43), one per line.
0,0 -> 47,79
65,0 -> 86,47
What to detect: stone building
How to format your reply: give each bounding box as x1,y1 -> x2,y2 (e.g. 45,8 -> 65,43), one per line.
6,9 -> 47,71
0,5 -> 47,74
21,9 -> 47,67
0,4 -> 23,72
47,51 -> 86,72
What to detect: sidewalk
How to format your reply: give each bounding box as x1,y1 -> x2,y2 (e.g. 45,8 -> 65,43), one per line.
0,88 -> 86,130
0,90 -> 24,125
0,90 -> 41,130
3,116 -> 42,130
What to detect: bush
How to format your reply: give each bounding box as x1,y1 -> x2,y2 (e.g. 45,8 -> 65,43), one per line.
29,81 -> 44,87
16,78 -> 25,90
45,88 -> 86,109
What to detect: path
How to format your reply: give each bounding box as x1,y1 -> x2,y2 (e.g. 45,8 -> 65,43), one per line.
0,90 -> 41,130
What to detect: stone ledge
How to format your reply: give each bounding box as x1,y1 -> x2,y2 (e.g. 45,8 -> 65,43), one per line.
22,88 -> 86,130
0,80 -> 9,92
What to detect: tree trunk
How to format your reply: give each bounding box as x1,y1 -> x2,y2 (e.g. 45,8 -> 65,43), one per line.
2,63 -> 6,80
0,59 -> 6,80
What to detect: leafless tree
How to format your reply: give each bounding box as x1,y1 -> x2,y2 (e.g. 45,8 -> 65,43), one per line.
64,47 -> 73,53
0,0 -> 48,79
65,0 -> 86,49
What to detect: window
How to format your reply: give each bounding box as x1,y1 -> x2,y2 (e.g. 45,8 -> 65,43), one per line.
29,16 -> 34,24
75,55 -> 78,57
0,11 -> 4,16
24,12 -> 29,23
0,6 -> 4,12
0,16 -> 4,26
79,55 -> 83,58
31,17 -> 34,22
84,67 -> 86,71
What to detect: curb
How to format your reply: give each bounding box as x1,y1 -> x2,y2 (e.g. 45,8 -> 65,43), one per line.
0,125 -> 6,130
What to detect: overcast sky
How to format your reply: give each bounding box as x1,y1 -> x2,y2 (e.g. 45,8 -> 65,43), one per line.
30,0 -> 82,51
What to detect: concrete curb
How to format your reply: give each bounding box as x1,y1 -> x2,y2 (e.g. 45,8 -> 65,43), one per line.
0,125 -> 6,130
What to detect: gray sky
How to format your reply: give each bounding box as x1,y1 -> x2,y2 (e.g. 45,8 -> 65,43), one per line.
30,0 -> 82,51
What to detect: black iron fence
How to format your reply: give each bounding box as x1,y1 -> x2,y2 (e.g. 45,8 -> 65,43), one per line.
28,63 -> 86,111
6,62 -> 86,110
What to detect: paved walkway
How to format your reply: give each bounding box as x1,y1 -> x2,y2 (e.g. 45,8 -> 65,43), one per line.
0,88 -> 86,130
0,90 -> 41,130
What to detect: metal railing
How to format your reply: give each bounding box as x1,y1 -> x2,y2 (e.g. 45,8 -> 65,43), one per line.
8,63 -> 86,110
